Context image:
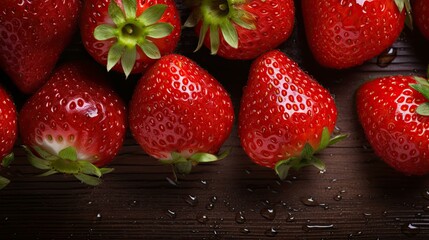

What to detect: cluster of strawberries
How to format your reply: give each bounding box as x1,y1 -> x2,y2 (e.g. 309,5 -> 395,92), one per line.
0,0 -> 428,189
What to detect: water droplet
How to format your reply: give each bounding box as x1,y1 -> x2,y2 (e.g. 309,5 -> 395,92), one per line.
235,211 -> 246,224
210,196 -> 218,203
95,213 -> 102,221
334,194 -> 342,201
244,169 -> 251,174
260,207 -> 276,221
302,224 -> 334,232
4,217 -> 8,221
200,180 -> 207,185
166,210 -> 176,219
264,227 -> 278,237
197,214 -> 208,224
319,169 -> 327,174
333,126 -> 341,134
206,203 -> 215,210
88,201 -> 93,205
300,196 -> 319,207
166,177 -> 177,186
241,227 -> 250,234
185,195 -> 198,207
377,48 -> 397,68
422,189 -> 429,200
401,223 -> 420,237
424,206 -> 429,212
286,213 -> 295,222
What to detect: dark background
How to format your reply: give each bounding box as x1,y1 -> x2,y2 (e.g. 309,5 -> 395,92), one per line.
1,0 -> 429,239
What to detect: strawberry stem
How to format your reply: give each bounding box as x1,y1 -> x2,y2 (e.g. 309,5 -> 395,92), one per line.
22,145 -> 113,186
159,149 -> 230,175
274,127 -> 347,180
93,1 -> 173,77
184,0 -> 256,54
0,175 -> 10,190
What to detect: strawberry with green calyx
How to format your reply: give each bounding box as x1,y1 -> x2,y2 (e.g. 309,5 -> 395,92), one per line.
357,68 -> 429,175
238,50 -> 347,180
19,62 -> 127,186
0,86 -> 17,190
185,0 -> 295,60
302,0 -> 412,69
129,54 -> 234,176
80,0 -> 181,78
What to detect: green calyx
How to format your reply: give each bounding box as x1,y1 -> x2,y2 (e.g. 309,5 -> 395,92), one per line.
94,0 -> 174,78
409,72 -> 429,116
159,149 -> 230,179
394,0 -> 413,30
23,146 -> 114,186
184,0 -> 256,54
274,127 -> 348,180
0,153 -> 14,190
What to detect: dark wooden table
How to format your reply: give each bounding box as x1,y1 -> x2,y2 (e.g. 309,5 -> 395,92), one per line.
2,1 -> 429,239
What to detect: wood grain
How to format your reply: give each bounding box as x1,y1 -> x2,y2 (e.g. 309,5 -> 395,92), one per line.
2,1 -> 429,239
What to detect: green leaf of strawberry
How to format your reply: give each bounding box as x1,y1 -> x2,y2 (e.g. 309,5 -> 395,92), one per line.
82,0 -> 181,77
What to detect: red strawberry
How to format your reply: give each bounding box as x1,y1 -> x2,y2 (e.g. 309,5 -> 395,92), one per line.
80,0 -> 181,78
356,73 -> 429,175
414,0 -> 429,40
19,62 -> 127,185
185,0 -> 295,59
129,54 -> 234,175
302,0 -> 411,69
0,0 -> 81,94
0,86 -> 17,189
238,50 -> 346,179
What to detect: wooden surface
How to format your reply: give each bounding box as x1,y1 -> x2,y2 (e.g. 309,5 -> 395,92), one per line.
2,1 -> 429,239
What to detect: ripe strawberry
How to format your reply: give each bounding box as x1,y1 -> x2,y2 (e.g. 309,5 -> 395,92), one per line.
0,0 -> 81,94
356,73 -> 429,175
129,54 -> 234,175
185,0 -> 295,59
80,0 -> 181,78
302,0 -> 411,69
238,50 -> 346,179
19,62 -> 127,185
414,0 -> 429,40
0,86 -> 17,190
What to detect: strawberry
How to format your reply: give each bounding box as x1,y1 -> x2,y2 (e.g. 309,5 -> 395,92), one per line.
414,0 -> 429,40
129,54 -> 234,175
0,0 -> 81,94
0,86 -> 17,190
80,0 -> 181,78
302,0 -> 411,69
356,73 -> 429,175
184,0 -> 295,60
238,50 -> 346,179
19,62 -> 127,185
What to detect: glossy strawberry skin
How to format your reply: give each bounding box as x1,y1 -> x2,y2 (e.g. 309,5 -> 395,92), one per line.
80,0 -> 181,74
129,54 -> 234,160
198,0 -> 295,60
357,76 -> 429,175
19,62 -> 127,167
239,50 -> 337,168
414,0 -> 429,40
0,0 -> 81,94
302,0 -> 405,69
0,86 -> 17,162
